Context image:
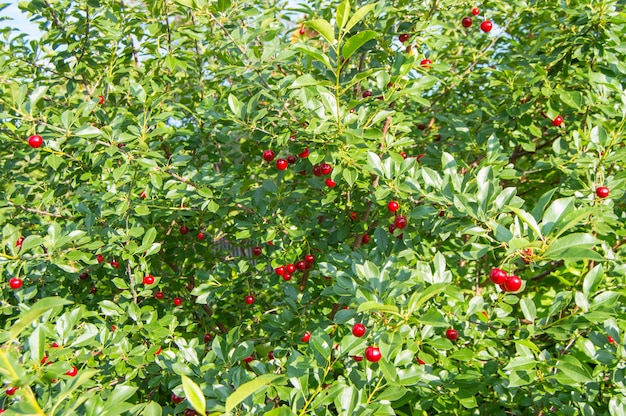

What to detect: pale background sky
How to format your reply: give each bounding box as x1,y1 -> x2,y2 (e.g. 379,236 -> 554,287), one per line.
1,1 -> 41,37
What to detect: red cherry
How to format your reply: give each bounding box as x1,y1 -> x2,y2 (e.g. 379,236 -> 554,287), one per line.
245,295 -> 255,305
471,7 -> 480,15
388,223 -> 397,234
283,273 -> 292,281
173,297 -> 182,306
197,232 -> 205,241
28,135 -> 43,148
295,260 -> 307,270
172,393 -> 185,404
398,33 -> 410,43
9,277 -> 23,290
155,291 -> 164,299
503,275 -> 522,292
243,354 -> 254,363
155,347 -> 162,355
287,155 -> 297,164
299,26 -> 305,35
489,268 -> 507,285
252,246 -> 263,256
142,275 -> 155,285
268,350 -> 275,359
110,260 -> 119,269
50,342 -> 60,348
420,58 -> 432,68
462,17 -> 473,27
286,264 -> 296,274
298,148 -> 309,158
362,234 -> 371,244
16,236 -> 24,247
320,163 -> 332,175
140,190 -> 147,199
179,225 -> 189,235
304,254 -> 315,264
5,387 -> 17,395
325,178 -> 337,187
349,108 -> 355,113
400,151 -> 408,159
79,271 -> 89,280
41,355 -> 49,364
417,357 -> 426,365
552,115 -> 563,127
262,149 -> 275,162
65,366 -> 78,377
275,266 -> 285,276
608,336 -> 616,344
352,323 -> 366,337
394,215 -> 408,229
98,95 -> 105,105
364,346 -> 382,362
596,186 -> 610,198
111,325 -> 116,332
480,20 -> 493,32
312,165 -> 323,176
387,201 -> 399,212
89,286 -> 97,294
352,355 -> 363,362
96,254 -> 104,263
446,329 -> 459,341
184,409 -> 197,416
362,90 -> 373,98
301,331 -> 311,342
276,158 -> 288,170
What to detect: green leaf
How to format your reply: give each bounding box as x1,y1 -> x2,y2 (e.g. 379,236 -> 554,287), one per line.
75,125 -> 102,138
341,30 -> 377,60
228,94 -> 242,118
264,407 -> 297,416
294,45 -> 333,70
357,301 -> 399,314
555,355 -> 593,384
541,197 -> 575,236
520,298 -> 537,322
225,374 -> 283,413
49,369 -> 99,415
142,402 -> 162,416
336,0 -> 350,31
366,151 -> 384,176
508,206 -> 542,239
290,74 -> 319,88
306,19 -> 335,47
107,385 -> 138,405
406,283 -> 447,314
544,233 -> 602,261
345,3 -> 376,32
9,297 -> 73,339
29,85 -> 48,111
590,125 -> 609,147
583,264 -> 603,297
181,375 -> 206,416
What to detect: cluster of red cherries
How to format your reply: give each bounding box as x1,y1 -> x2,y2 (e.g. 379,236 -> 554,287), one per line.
273,254 -> 316,283
489,268 -> 523,292
263,148 -> 336,187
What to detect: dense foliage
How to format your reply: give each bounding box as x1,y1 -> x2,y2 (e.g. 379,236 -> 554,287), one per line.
1,0 -> 625,414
